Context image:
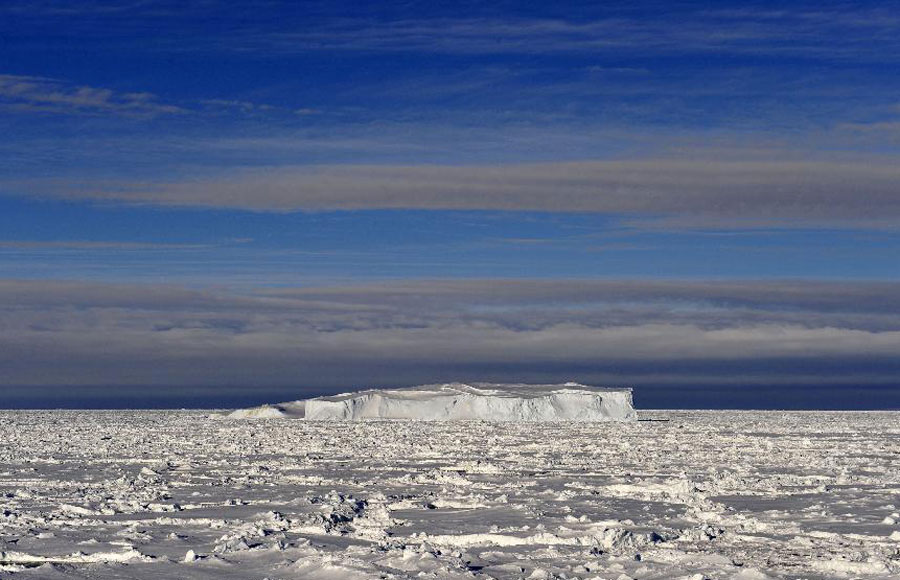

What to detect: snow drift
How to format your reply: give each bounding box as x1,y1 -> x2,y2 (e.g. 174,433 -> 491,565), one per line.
228,382 -> 636,421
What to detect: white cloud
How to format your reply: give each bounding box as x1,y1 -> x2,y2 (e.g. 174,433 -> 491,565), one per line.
0,74 -> 182,115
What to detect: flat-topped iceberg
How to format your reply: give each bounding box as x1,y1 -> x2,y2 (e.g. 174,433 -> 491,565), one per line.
228,382 -> 636,421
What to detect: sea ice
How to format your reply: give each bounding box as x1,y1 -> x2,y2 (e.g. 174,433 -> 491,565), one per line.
2,410 -> 898,579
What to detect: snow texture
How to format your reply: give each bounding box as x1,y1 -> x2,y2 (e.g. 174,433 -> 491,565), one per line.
2,410 -> 899,579
228,382 -> 636,421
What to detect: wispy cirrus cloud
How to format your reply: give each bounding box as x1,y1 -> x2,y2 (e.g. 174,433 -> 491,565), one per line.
199,98 -> 319,116
0,73 -> 323,121
250,11 -> 900,61
0,240 -> 214,250
3,3 -> 899,62
0,74 -> 183,115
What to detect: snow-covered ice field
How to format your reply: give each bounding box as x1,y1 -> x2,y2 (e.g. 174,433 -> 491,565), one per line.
1,411 -> 899,579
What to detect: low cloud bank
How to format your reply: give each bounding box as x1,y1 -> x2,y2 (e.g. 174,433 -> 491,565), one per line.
1,279 -> 898,391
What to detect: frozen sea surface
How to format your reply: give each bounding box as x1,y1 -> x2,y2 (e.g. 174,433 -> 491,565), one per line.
1,411 -> 899,579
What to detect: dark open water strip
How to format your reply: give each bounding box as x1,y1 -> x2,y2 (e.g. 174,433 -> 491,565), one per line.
1,384 -> 898,410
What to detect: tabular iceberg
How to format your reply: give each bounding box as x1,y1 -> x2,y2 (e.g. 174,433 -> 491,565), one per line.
228,382 -> 636,421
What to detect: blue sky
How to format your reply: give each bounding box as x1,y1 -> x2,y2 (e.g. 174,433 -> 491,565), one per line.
1,1 -> 899,408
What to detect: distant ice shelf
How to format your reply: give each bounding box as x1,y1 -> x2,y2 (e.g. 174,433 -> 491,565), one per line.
227,382 -> 636,421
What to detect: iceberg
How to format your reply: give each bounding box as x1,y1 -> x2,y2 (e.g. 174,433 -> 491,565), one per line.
228,382 -> 636,421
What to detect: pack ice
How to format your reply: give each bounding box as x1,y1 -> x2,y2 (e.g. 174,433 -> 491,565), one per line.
228,382 -> 636,421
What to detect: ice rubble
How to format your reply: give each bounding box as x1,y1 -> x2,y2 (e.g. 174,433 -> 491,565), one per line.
228,382 -> 636,421
3,410 -> 900,579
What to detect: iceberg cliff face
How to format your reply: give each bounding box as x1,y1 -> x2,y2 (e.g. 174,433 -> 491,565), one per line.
229,382 -> 635,421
